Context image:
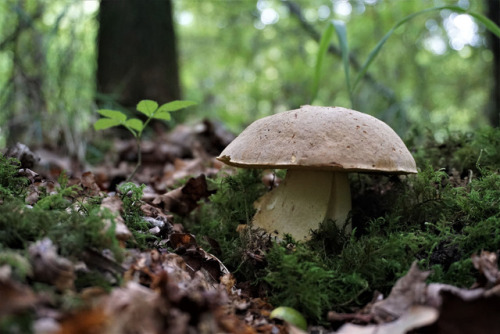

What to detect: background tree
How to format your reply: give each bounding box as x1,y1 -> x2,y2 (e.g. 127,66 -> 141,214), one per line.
97,0 -> 180,108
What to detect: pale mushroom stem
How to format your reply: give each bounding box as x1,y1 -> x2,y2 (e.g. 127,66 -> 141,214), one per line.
252,169 -> 352,241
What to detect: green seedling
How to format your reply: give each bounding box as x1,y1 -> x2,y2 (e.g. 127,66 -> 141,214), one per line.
94,99 -> 196,182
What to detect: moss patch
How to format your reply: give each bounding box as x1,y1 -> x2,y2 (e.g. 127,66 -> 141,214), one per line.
185,127 -> 500,322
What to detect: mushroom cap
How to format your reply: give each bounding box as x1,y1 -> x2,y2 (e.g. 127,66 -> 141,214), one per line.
217,105 -> 417,174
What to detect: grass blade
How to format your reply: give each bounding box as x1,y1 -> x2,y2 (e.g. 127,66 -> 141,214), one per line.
353,6 -> 500,92
311,23 -> 334,104
331,20 -> 353,107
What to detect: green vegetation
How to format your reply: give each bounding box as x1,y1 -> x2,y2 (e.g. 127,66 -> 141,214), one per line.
0,161 -> 123,282
0,192 -> 122,264
94,99 -> 196,181
184,169 -> 267,278
1,0 -> 500,329
313,5 -> 500,106
0,155 -> 29,200
184,126 -> 500,322
117,182 -> 158,249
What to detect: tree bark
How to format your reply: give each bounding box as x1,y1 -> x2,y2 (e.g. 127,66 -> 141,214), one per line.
97,0 -> 181,107
486,0 -> 500,126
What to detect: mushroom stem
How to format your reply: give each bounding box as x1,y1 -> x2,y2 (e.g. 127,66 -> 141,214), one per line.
252,169 -> 351,241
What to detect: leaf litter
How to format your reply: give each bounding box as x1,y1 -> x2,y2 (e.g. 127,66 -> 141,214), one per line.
1,121 -> 500,333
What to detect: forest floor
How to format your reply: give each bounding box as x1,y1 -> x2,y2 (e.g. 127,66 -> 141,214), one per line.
2,119 -> 500,334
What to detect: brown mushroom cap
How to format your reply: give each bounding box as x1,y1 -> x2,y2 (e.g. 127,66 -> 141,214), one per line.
217,105 -> 417,174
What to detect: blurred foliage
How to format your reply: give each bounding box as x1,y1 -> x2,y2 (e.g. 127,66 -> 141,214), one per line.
175,0 -> 494,138
0,0 -> 496,151
0,0 -> 97,155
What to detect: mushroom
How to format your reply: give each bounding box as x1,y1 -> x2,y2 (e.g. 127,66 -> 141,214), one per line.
217,105 -> 417,241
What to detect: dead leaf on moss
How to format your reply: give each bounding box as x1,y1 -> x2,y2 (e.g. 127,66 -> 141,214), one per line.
337,306 -> 438,334
152,174 -> 215,216
371,261 -> 430,322
28,238 -> 75,291
0,276 -> 38,317
100,195 -> 132,242
5,142 -> 40,169
79,171 -> 102,196
471,251 -> 500,288
103,281 -> 165,334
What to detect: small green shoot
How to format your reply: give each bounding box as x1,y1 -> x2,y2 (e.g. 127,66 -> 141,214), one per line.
94,99 -> 196,182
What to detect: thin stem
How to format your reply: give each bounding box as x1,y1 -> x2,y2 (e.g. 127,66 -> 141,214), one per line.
126,136 -> 142,182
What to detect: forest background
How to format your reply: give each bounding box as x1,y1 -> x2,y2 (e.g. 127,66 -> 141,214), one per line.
0,0 -> 499,162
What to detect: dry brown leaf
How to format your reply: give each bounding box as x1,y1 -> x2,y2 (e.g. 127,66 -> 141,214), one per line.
103,281 -> 165,334
337,306 -> 438,334
28,238 -> 75,291
79,171 -> 102,196
471,251 -> 500,288
152,174 -> 214,216
5,142 -> 40,169
371,261 -> 430,322
100,195 -> 132,242
57,308 -> 108,334
0,278 -> 38,317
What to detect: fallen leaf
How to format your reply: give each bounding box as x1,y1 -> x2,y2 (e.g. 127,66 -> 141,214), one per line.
5,142 -> 40,169
28,238 -> 75,291
471,251 -> 500,288
337,306 -> 438,334
0,278 -> 38,317
57,308 -> 108,334
152,174 -> 214,216
371,261 -> 430,322
100,195 -> 132,242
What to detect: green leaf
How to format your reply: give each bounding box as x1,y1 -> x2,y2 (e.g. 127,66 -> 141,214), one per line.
157,100 -> 197,113
152,111 -> 171,121
125,118 -> 144,132
94,118 -> 121,130
311,23 -> 334,104
331,20 -> 353,107
136,100 -> 158,116
97,109 -> 127,121
352,6 -> 500,92
270,306 -> 307,331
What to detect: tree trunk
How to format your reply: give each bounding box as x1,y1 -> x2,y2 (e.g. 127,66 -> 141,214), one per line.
486,0 -> 500,126
97,0 -> 181,107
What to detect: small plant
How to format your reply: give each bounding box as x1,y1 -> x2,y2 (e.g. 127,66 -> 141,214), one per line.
117,182 -> 155,249
94,99 -> 196,181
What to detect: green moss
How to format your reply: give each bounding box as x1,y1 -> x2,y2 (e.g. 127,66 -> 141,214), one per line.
117,182 -> 159,249
0,313 -> 34,334
0,199 -> 122,262
263,243 -> 336,321
181,127 -> 500,322
184,169 -> 266,277
0,154 -> 29,200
